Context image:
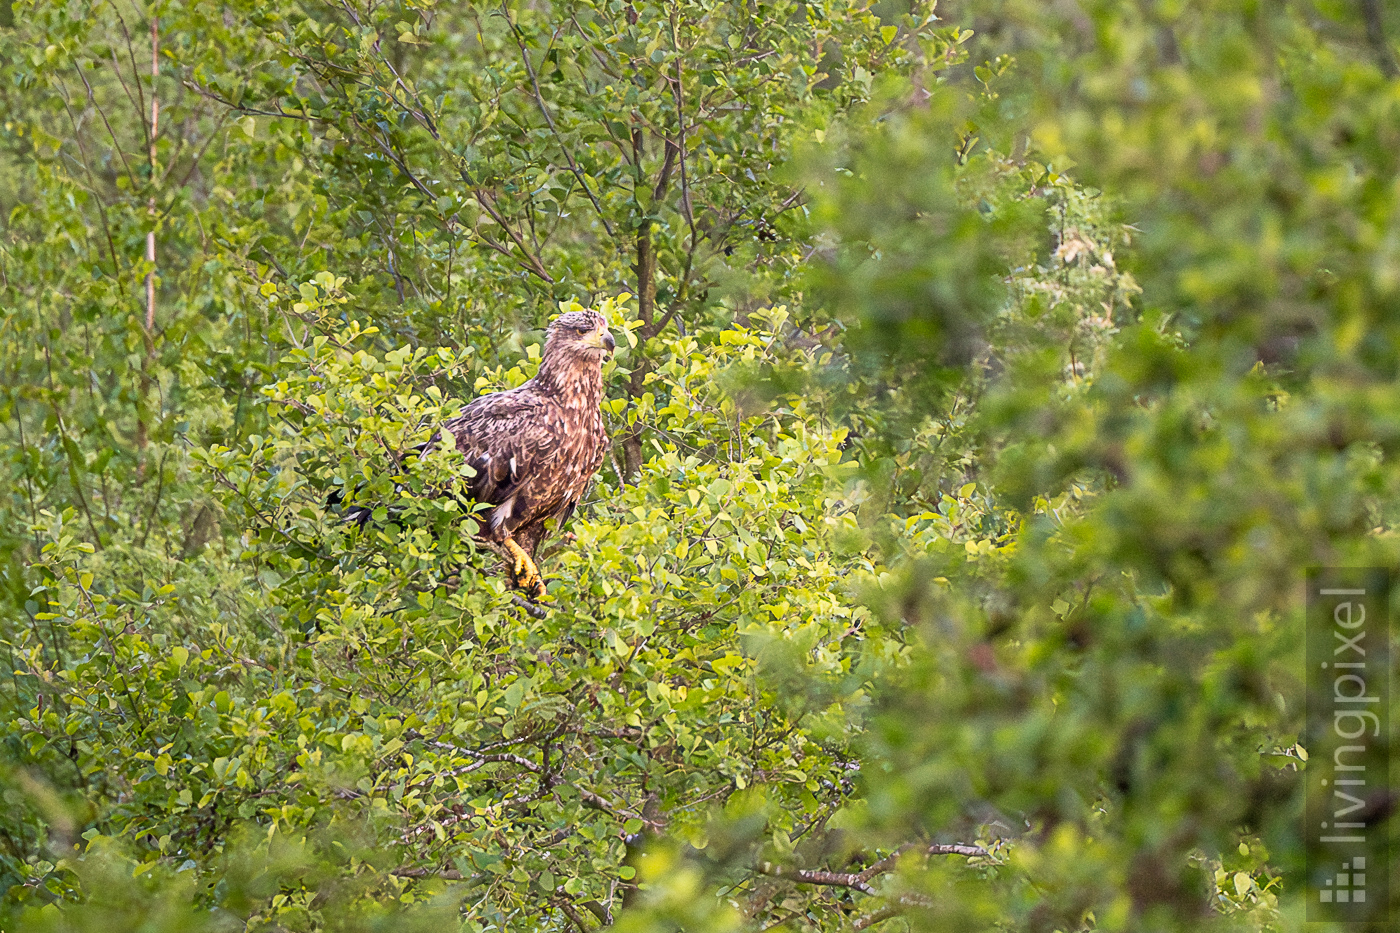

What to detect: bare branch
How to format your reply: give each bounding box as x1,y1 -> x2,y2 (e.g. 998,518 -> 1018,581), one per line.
755,862 -> 877,895
756,843 -> 990,897
467,184 -> 557,283
556,899 -> 594,933
576,787 -> 664,833
181,82 -> 316,121
158,111 -> 231,214
459,749 -> 542,772
106,1 -> 151,153
853,905 -> 901,931
71,62 -> 137,184
652,136 -> 678,205
504,4 -> 616,239
53,87 -> 121,274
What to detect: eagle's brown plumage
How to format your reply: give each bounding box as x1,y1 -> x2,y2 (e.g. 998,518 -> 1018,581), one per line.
441,309 -> 615,596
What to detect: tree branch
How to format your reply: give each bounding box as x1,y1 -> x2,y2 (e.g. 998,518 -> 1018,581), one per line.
504,5 -> 615,238
1361,0 -> 1399,78
556,899 -> 594,933
668,7 -> 698,250
755,862 -> 877,894
755,843 -> 990,896
576,786 -> 664,833
466,181 -> 556,283
71,62 -> 137,185
853,905 -> 901,930
393,866 -> 465,880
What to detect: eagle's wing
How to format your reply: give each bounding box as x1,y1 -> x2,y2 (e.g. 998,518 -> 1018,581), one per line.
440,385 -> 558,535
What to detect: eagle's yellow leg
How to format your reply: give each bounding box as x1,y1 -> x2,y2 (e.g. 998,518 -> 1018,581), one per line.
503,537 -> 546,598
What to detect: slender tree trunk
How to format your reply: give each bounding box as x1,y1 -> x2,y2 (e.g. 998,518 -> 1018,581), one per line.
1360,0 -> 1398,78
146,12 -> 158,335
138,14 -> 158,469
619,127 -> 680,480
621,127 -> 656,479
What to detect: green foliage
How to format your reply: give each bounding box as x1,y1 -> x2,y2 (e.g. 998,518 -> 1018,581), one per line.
4,300 -> 909,929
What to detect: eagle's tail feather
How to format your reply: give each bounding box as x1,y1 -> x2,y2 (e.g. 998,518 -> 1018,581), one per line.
341,503 -> 376,528
327,485 -> 392,529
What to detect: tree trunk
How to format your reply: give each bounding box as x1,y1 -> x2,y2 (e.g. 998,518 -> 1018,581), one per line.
619,128 -> 680,480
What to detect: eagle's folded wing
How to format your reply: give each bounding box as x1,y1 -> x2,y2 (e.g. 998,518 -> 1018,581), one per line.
441,388 -> 557,532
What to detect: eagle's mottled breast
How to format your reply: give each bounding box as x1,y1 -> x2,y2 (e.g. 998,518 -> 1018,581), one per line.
524,362 -> 608,526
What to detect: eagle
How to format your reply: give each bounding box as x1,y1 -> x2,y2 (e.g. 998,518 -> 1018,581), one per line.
341,309 -> 615,597
444,309 -> 614,596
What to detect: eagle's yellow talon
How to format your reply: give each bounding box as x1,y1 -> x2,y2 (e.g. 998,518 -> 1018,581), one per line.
504,538 -> 546,598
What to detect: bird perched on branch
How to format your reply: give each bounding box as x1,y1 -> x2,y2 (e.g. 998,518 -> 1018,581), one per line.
339,309 -> 615,595
437,308 -> 615,596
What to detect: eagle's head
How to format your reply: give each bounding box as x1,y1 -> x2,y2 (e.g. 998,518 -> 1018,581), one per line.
546,309 -> 616,361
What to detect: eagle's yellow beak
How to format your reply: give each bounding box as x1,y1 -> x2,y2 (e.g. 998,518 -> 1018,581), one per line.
583,329 -> 617,356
